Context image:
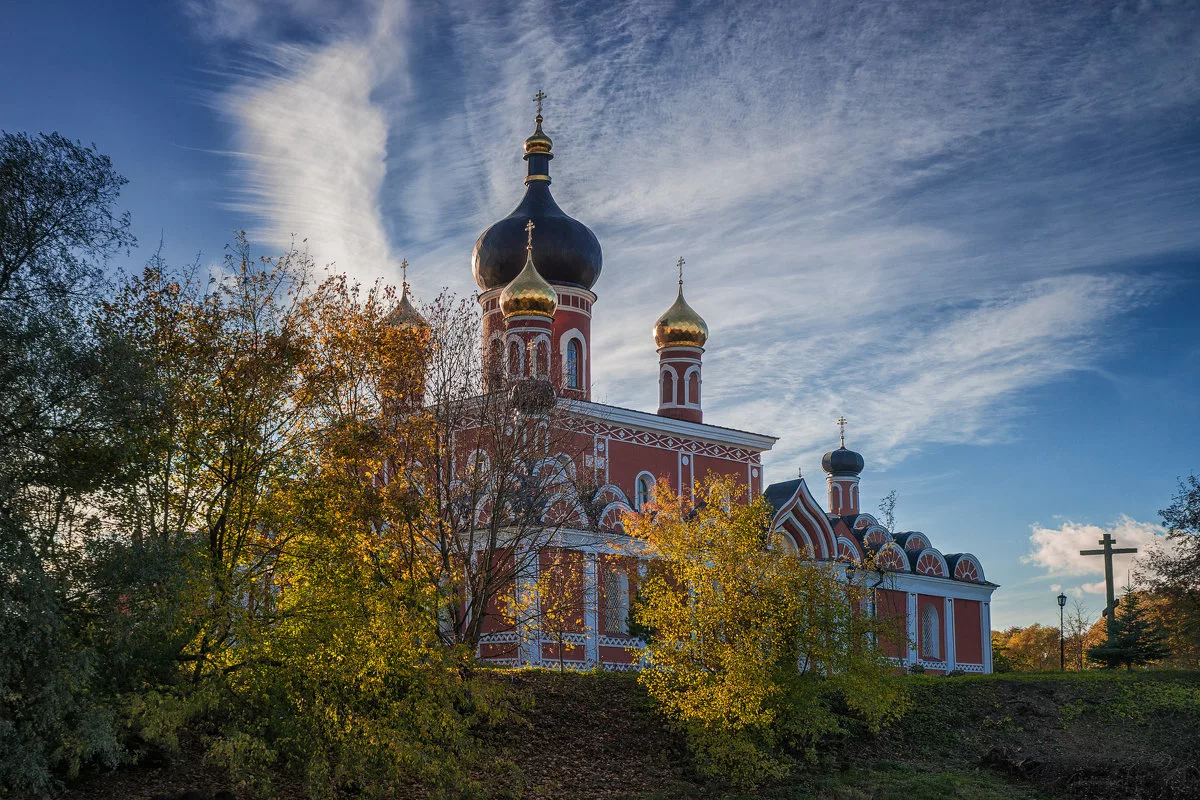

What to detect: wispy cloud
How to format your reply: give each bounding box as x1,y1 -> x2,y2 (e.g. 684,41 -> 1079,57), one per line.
193,0 -> 1200,472
1024,515 -> 1170,593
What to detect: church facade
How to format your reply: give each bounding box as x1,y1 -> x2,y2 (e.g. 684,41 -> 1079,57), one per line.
404,102 -> 996,675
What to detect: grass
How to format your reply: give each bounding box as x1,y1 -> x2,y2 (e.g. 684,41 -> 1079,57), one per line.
60,669 -> 1200,799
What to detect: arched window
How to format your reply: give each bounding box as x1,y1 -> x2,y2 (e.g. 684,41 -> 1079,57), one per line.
661,370 -> 675,405
508,340 -> 522,376
687,371 -> 700,406
488,339 -> 504,385
537,340 -> 550,378
920,604 -> 940,660
635,474 -> 653,509
566,339 -> 581,388
604,568 -> 630,634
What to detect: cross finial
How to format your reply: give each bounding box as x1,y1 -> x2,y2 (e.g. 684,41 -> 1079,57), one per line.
533,89 -> 547,118
525,219 -> 535,251
837,416 -> 848,447
676,256 -> 685,289
400,258 -> 409,291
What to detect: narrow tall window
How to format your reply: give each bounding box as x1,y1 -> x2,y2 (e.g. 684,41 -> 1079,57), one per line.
920,604 -> 940,660
566,339 -> 580,388
508,340 -> 521,376
636,475 -> 652,509
661,371 -> 675,405
687,372 -> 700,405
488,340 -> 504,385
604,568 -> 630,634
537,340 -> 549,378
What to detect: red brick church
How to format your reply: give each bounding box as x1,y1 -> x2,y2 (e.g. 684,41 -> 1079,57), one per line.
403,102 -> 996,674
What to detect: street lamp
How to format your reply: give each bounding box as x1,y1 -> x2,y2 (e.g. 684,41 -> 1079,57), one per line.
1057,592 -> 1067,672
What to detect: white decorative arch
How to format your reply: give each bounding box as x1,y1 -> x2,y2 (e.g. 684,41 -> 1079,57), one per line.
862,526 -> 891,548
542,491 -> 589,529
592,483 -> 630,508
874,542 -> 909,572
914,548 -> 949,578
777,530 -> 801,555
533,456 -> 572,487
552,452 -> 577,480
633,471 -> 656,509
558,328 -> 587,389
530,332 -> 552,378
951,553 -> 985,583
902,533 -> 930,552
504,333 -> 525,376
466,450 -> 491,483
682,365 -> 701,407
659,365 -> 680,406
854,513 -> 879,530
598,500 -> 633,533
836,536 -> 863,562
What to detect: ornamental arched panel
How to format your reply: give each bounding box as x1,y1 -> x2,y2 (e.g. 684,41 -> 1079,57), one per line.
952,554 -> 985,583
863,527 -> 891,548
915,548 -> 949,578
874,543 -> 908,571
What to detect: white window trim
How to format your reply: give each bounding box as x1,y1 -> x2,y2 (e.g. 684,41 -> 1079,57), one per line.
634,471 -> 656,510
505,334 -> 525,377
559,328 -> 587,390
682,365 -> 702,407
659,365 -> 680,407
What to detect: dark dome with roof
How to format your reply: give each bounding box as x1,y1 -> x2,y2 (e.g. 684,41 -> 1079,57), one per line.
471,110 -> 602,291
821,446 -> 865,476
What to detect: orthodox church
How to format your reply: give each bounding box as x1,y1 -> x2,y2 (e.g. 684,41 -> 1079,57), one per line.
400,99 -> 996,674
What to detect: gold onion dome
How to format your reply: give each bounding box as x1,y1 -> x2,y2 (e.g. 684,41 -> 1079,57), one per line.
524,113 -> 553,155
387,260 -> 428,329
653,257 -> 709,348
500,221 -> 558,319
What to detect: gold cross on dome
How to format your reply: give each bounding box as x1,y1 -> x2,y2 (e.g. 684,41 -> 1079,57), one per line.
525,219 -> 535,250
400,258 -> 409,289
533,89 -> 547,116
676,256 -> 685,288
837,416 -> 848,447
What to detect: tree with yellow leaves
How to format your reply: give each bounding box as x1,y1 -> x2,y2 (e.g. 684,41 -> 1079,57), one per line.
625,475 -> 908,787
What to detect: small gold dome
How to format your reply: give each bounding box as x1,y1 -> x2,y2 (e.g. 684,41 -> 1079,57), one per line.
500,231 -> 557,319
386,285 -> 428,329
524,114 -> 553,156
654,286 -> 708,349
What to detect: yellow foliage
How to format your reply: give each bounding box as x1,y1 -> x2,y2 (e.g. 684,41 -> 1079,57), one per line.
625,475 -> 908,787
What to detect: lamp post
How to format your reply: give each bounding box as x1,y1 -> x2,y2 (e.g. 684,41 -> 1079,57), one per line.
1057,592 -> 1067,672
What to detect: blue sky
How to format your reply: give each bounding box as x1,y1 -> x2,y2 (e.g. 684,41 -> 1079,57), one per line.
4,0 -> 1199,628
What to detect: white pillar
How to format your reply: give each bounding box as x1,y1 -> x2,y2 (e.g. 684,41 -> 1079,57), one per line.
981,601 -> 993,674
906,592 -> 918,666
585,552 -> 600,667
945,597 -> 956,671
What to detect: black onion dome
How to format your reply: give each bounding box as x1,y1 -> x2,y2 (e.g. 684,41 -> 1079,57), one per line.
472,111 -> 602,291
822,447 -> 865,476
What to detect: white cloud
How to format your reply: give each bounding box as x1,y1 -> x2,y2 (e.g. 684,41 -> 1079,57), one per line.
194,0 -> 1200,472
214,1 -> 408,285
1024,515 -> 1171,592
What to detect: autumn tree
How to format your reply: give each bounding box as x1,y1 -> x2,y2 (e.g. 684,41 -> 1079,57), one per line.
990,624 -> 1062,672
407,296 -> 604,658
1139,474 -> 1200,666
1064,599 -> 1099,672
626,475 -> 907,787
